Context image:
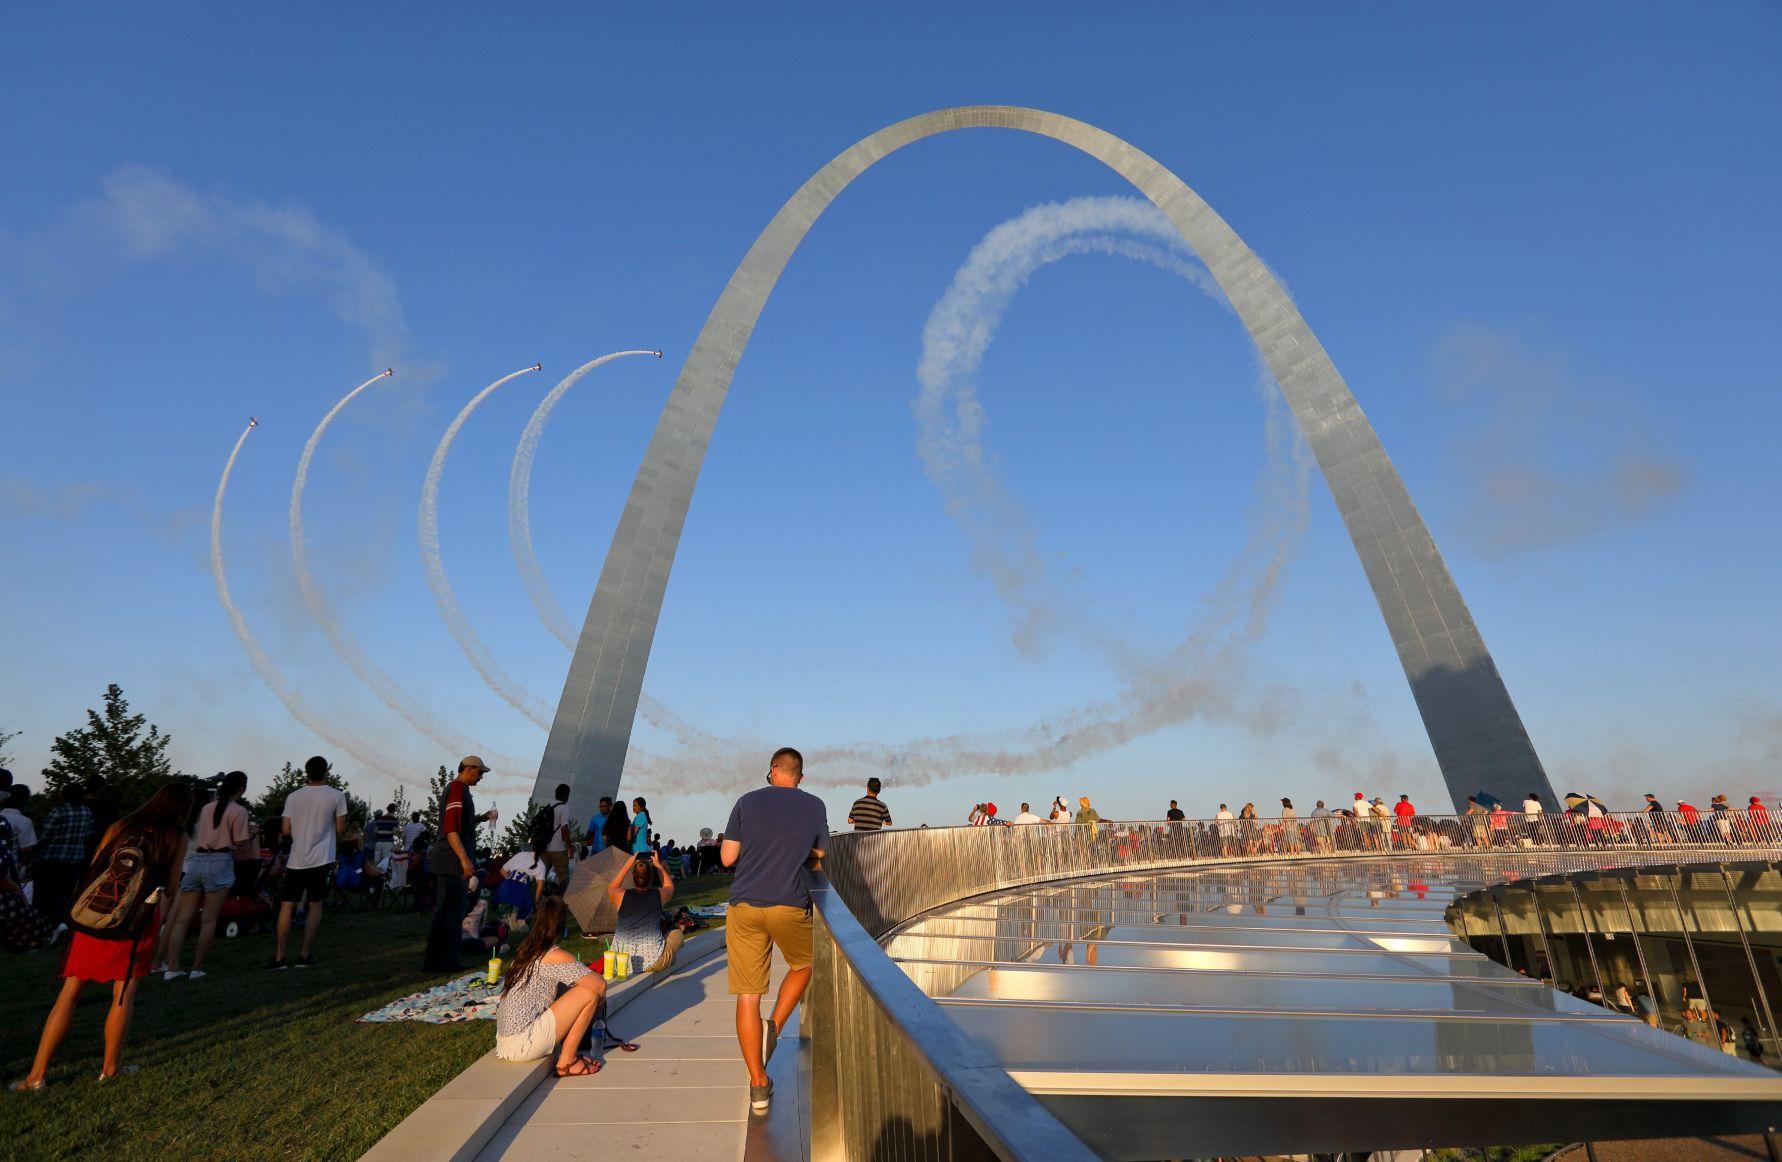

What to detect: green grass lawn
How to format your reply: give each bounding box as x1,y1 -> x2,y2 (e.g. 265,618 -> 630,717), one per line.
0,872 -> 733,1160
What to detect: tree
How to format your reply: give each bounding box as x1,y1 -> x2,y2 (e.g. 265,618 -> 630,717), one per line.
420,765 -> 452,837
0,726 -> 18,768
498,799 -> 543,855
389,784 -> 414,824
43,684 -> 177,813
252,761 -> 371,830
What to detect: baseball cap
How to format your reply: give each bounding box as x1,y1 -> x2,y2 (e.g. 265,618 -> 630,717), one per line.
459,755 -> 491,773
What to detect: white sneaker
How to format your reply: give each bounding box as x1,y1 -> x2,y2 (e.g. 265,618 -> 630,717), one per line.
187,970 -> 207,981
162,970 -> 186,981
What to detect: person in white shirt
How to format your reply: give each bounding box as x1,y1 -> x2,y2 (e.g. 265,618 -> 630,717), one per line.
1521,791 -> 1546,845
541,782 -> 574,888
2,785 -> 38,863
1012,803 -> 1044,825
1214,803 -> 1235,854
272,756 -> 348,969
400,812 -> 426,851
1048,797 -> 1070,823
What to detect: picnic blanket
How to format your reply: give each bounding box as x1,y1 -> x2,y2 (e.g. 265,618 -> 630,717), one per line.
688,903 -> 728,918
358,972 -> 501,1024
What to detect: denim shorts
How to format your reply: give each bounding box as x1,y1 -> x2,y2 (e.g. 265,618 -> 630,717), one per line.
179,850 -> 236,894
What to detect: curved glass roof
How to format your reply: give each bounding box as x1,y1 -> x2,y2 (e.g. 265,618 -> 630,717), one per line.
884,855 -> 1782,1100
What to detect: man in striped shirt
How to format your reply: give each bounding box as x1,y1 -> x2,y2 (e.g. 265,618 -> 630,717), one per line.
847,779 -> 892,832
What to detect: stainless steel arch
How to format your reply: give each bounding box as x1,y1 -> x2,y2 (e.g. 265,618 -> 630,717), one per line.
535,105 -> 1555,820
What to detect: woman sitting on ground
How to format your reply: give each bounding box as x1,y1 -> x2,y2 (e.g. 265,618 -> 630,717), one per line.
606,852 -> 683,974
493,895 -> 609,1076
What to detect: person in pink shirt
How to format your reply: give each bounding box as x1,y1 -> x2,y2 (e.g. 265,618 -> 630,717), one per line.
157,771 -> 250,980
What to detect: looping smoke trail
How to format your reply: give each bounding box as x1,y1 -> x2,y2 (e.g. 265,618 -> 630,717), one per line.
290,370 -> 532,773
916,197 -> 1240,664
507,349 -> 663,648
210,418 -> 410,783
615,197 -> 1312,795
418,363 -> 552,726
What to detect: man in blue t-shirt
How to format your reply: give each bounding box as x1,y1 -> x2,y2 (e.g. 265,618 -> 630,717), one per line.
585,797 -> 611,856
721,747 -> 828,1112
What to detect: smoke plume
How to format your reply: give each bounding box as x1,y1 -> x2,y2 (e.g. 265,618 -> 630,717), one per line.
507,350 -> 663,649
618,196 -> 1313,795
210,418 -> 409,782
1431,324 -> 1687,558
290,371 -> 532,772
419,364 -> 551,726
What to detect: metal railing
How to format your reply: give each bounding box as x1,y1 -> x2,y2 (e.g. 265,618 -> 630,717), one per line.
805,812 -> 1782,1159
824,810 -> 1777,940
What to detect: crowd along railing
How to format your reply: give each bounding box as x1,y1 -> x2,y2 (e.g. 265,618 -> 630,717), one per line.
805,809 -> 1782,1159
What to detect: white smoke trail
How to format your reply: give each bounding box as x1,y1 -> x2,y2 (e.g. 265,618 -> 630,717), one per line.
419,364 -> 552,726
290,370 -> 533,772
915,197 -> 1235,663
507,349 -> 663,648
615,197 -> 1312,795
210,418 -> 410,782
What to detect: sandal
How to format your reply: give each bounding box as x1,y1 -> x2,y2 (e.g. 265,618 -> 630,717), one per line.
600,1033 -> 639,1052
8,1079 -> 46,1093
554,1055 -> 601,1078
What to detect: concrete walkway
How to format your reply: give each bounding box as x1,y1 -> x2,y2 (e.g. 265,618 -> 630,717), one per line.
475,952 -> 791,1160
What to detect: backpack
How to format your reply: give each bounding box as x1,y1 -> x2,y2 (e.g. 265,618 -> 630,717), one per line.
528,803 -> 558,853
68,833 -> 162,940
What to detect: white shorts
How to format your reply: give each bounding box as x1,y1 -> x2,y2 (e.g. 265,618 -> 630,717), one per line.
494,1010 -> 558,1062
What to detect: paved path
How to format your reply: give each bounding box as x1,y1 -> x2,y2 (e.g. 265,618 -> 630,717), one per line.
476,952 -> 792,1160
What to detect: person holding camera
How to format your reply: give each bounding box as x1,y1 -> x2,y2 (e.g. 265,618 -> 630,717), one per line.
606,851 -> 683,975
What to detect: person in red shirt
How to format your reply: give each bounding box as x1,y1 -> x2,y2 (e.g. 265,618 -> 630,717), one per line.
1748,797 -> 1772,843
1392,795 -> 1416,848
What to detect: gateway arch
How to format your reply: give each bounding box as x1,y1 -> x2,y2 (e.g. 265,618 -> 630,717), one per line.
535,105 -> 1556,818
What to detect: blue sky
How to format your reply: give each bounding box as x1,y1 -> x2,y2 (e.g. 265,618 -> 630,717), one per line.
3,4 -> 1778,837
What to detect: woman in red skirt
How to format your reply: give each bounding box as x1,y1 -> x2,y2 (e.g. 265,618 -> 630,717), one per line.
11,782 -> 191,1091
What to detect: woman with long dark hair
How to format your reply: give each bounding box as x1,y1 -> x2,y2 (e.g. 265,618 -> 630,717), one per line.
158,771 -> 249,980
492,895 -> 609,1075
602,799 -> 631,854
12,781 -> 193,1089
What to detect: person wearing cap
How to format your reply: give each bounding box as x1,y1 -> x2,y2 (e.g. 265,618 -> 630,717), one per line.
1747,796 -> 1772,844
1075,796 -> 1102,838
424,756 -> 499,972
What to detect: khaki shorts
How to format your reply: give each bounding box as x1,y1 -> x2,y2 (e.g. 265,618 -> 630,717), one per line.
726,903 -> 813,995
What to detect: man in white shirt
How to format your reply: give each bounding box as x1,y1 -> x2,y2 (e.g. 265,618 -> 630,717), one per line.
273,755 -> 348,969
400,811 -> 426,851
2,785 -> 38,863
1012,803 -> 1044,825
542,782 -> 573,887
1215,803 -> 1235,854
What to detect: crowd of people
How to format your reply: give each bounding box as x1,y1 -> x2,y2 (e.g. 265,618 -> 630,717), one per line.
908,789 -> 1781,855
5,753 -> 1778,1098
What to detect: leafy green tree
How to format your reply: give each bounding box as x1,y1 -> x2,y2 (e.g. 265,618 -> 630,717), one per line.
43,684 -> 177,813
421,765 -> 451,837
388,784 -> 414,823
498,799 -> 542,854
0,726 -> 19,768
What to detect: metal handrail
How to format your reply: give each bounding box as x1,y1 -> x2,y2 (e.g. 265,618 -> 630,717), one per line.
808,872 -> 1098,1161
808,811 -> 1782,1158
